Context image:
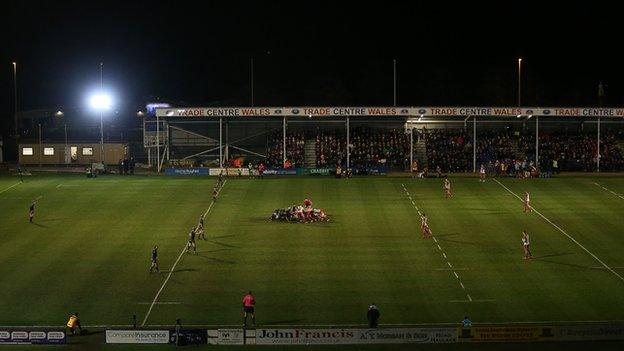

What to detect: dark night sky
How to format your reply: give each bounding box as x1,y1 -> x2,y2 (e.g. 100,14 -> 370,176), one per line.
2,0 -> 623,131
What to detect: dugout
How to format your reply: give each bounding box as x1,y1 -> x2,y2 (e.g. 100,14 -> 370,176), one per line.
149,106 -> 624,173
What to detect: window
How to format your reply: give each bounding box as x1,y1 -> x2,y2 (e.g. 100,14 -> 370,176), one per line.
22,148 -> 33,156
82,147 -> 93,156
70,146 -> 78,160
44,147 -> 55,156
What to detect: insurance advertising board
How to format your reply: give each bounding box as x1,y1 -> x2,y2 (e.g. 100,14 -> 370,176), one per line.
105,330 -> 169,343
255,328 -> 456,345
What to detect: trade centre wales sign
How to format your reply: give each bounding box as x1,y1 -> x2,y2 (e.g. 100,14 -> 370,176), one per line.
156,106 -> 624,118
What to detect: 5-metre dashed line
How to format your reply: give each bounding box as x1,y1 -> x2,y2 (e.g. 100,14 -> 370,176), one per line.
401,183 -> 473,302
494,178 -> 624,284
142,180 -> 227,326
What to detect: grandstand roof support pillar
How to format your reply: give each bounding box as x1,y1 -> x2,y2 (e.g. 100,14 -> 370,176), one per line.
156,114 -> 160,173
219,117 -> 223,167
597,117 -> 601,172
535,116 -> 539,168
473,117 -> 477,173
346,116 -> 350,169
166,121 -> 170,161
283,116 -> 286,168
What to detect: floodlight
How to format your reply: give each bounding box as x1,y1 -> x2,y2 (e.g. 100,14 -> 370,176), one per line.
90,94 -> 112,110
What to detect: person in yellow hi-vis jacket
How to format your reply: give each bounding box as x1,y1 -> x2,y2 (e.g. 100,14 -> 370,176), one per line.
66,312 -> 82,335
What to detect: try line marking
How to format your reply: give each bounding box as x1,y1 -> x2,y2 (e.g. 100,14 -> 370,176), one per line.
141,179 -> 227,327
0,182 -> 21,195
493,178 -> 624,284
593,182 -> 624,201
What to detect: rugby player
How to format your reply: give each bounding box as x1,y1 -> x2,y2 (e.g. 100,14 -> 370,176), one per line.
443,176 -> 452,199
149,245 -> 159,273
197,216 -> 205,240
479,164 -> 486,182
186,227 -> 197,254
524,191 -> 531,213
242,291 -> 256,327
420,213 -> 432,238
28,200 -> 36,223
522,230 -> 532,259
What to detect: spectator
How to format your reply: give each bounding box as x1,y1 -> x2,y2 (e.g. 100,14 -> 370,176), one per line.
66,312 -> 82,335
367,303 -> 380,328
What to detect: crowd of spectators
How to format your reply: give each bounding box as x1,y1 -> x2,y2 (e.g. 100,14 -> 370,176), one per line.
266,128 -> 409,168
347,127 -> 409,168
263,127 -> 624,173
266,131 -> 306,167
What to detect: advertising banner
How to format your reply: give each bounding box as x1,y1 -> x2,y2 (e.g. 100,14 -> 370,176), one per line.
156,106 -> 624,118
459,326 -> 555,342
105,330 -> 169,344
309,168 -> 332,175
216,329 -> 245,345
0,330 -> 66,345
169,329 -> 207,345
255,328 -> 456,345
557,325 -> 624,341
263,168 -> 298,176
164,167 -> 209,176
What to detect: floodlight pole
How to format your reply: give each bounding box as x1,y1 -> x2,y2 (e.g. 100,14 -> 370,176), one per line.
393,59 -> 397,107
282,116 -> 286,167
346,117 -> 350,169
517,58 -> 522,107
250,58 -> 254,107
13,62 -> 19,161
99,62 -> 105,165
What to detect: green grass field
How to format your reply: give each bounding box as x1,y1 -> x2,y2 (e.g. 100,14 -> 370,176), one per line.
1,173 -> 624,339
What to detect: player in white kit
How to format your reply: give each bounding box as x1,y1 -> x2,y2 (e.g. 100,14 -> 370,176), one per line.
524,191 -> 531,213
522,230 -> 532,259
479,164 -> 486,182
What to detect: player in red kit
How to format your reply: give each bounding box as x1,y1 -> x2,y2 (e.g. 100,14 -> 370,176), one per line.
242,291 -> 256,327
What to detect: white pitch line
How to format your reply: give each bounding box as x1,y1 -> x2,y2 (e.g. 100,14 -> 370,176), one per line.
460,282 -> 465,289
594,182 -> 624,201
467,294 -> 473,302
401,183 -> 473,302
0,182 -> 21,195
435,267 -> 468,271
494,178 -> 624,284
137,302 -> 182,305
142,180 -> 227,327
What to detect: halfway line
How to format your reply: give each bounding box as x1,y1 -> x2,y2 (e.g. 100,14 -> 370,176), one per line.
493,178 -> 624,284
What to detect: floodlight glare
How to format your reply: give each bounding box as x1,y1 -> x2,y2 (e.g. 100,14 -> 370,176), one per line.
90,94 -> 112,110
